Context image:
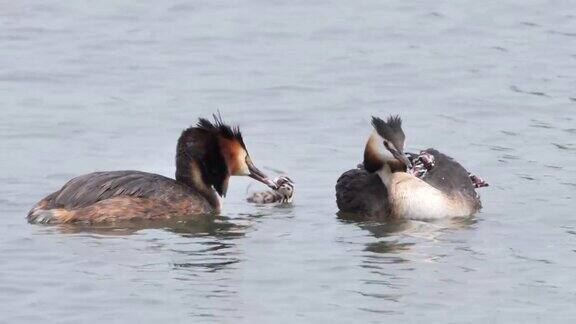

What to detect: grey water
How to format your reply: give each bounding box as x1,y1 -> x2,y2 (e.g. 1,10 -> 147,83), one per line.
1,0 -> 575,323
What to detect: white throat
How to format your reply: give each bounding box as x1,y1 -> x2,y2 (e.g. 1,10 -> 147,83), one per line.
366,131 -> 394,162
376,163 -> 393,188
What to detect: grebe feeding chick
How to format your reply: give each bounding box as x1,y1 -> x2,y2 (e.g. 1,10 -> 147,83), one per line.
336,116 -> 486,220
28,115 -> 279,224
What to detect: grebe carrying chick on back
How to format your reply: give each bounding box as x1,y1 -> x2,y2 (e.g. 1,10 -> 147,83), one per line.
28,115 -> 282,224
336,115 -> 488,220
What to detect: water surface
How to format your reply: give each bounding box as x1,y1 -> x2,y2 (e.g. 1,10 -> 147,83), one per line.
1,0 -> 575,323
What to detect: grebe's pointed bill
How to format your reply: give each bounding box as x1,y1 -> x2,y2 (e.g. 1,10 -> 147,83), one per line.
247,158 -> 278,189
391,147 -> 412,169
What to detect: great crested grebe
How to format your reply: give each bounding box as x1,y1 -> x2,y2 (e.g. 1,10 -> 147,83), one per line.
28,115 -> 278,224
336,116 -> 483,220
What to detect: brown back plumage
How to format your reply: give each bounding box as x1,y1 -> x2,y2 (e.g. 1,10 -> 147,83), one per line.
335,167 -> 391,218
36,171 -> 198,210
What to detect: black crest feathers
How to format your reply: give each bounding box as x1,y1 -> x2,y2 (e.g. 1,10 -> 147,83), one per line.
196,113 -> 246,148
371,115 -> 406,152
371,115 -> 405,146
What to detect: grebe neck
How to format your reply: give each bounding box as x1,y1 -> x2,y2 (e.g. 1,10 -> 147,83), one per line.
176,157 -> 221,209
376,163 -> 393,189
174,126 -> 232,210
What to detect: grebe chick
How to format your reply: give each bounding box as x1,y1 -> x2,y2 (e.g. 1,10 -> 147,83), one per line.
336,116 -> 482,220
28,115 -> 278,224
247,176 -> 294,203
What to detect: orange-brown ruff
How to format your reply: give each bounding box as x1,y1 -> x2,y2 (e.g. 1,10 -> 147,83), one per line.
336,116 -> 482,220
28,116 -> 275,224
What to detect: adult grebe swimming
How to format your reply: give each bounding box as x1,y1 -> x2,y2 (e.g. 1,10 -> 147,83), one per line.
336,116 -> 483,220
28,115 -> 278,224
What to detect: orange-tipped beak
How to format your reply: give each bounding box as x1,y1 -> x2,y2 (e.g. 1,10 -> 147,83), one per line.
247,160 -> 278,189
